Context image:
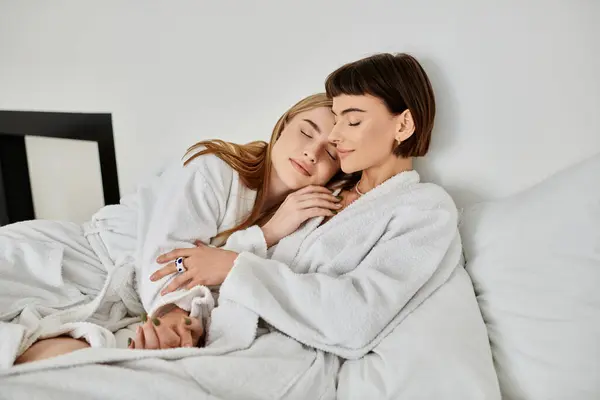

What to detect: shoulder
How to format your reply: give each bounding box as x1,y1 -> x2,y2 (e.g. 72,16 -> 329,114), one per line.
158,150 -> 232,189
411,182 -> 457,214
155,152 -> 236,200
186,152 -> 238,200
184,151 -> 235,181
387,178 -> 458,230
381,171 -> 457,214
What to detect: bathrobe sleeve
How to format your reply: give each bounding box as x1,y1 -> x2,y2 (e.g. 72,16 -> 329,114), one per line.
137,160 -> 226,318
138,156 -> 266,320
221,226 -> 268,258
218,199 -> 459,359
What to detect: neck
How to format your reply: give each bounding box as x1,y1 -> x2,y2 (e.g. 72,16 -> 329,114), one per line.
262,167 -> 291,212
357,156 -> 413,194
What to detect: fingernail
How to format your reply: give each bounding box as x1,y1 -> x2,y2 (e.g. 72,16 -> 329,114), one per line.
336,203 -> 342,207
156,256 -> 162,263
150,274 -> 156,281
127,337 -> 132,346
140,313 -> 147,322
184,318 -> 192,326
336,196 -> 343,201
184,343 -> 192,348
152,318 -> 160,326
160,290 -> 167,296
332,210 -> 337,215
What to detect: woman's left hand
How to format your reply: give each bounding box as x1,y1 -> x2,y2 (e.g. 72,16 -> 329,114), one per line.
129,308 -> 204,350
150,241 -> 238,295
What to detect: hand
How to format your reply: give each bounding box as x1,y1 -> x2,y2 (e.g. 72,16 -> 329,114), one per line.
261,185 -> 342,247
150,241 -> 238,294
128,307 -> 204,349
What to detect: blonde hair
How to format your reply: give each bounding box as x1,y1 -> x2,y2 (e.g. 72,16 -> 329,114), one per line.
184,93 -> 357,242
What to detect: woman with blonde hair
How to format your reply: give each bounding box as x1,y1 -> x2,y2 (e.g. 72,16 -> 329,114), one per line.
0,92 -> 349,365
143,53 -> 497,398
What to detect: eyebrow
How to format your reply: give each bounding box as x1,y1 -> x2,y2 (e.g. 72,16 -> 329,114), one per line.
331,107 -> 367,116
303,118 -> 322,134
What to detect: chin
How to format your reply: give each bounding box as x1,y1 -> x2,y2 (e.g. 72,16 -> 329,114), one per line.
281,169 -> 309,190
340,161 -> 361,174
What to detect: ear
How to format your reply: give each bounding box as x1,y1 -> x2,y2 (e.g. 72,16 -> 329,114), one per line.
395,109 -> 415,143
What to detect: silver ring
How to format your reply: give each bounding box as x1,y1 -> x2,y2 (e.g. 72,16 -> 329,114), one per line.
175,257 -> 187,273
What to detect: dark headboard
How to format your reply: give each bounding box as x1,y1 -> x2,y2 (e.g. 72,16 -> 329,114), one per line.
0,111 -> 120,226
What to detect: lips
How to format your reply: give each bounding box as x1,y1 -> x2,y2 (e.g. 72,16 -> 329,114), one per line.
290,159 -> 311,176
336,148 -> 355,158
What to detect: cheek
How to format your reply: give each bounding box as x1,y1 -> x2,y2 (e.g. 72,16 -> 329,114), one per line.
283,135 -> 306,158
270,141 -> 282,162
272,135 -> 293,159
347,123 -> 373,146
270,141 -> 287,173
314,162 -> 339,184
358,122 -> 390,149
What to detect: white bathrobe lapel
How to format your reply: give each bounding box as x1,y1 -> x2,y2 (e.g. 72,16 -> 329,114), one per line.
271,171 -> 420,271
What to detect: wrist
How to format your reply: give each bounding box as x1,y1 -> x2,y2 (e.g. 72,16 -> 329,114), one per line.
260,224 -> 277,248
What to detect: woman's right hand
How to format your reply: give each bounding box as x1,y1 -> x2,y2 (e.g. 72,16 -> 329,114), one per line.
261,185 -> 342,247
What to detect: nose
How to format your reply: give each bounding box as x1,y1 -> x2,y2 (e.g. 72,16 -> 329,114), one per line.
328,123 -> 342,144
304,135 -> 334,164
303,137 -> 327,164
303,150 -> 316,163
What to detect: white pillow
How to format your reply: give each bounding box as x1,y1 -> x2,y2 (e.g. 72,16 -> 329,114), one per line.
460,153 -> 600,400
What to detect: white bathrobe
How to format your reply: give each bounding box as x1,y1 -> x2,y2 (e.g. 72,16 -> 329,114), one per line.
218,170 -> 459,356
0,153 -> 264,366
211,170 -> 500,398
0,163 -> 500,399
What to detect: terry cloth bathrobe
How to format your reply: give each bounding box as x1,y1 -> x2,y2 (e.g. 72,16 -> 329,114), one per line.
0,161 -> 500,399
0,153 -> 262,367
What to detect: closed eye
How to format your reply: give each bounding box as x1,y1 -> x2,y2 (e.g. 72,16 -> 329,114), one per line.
349,121 -> 361,127
301,130 -> 313,138
326,150 -> 337,161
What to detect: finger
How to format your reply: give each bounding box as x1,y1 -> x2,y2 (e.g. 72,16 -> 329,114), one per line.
161,272 -> 193,295
127,337 -> 134,349
134,325 -> 145,349
156,248 -> 195,263
297,192 -> 342,204
154,321 -> 181,349
297,198 -> 343,211
142,320 -> 160,349
301,207 -> 335,221
149,262 -> 177,281
184,279 -> 201,290
292,185 -> 333,197
182,316 -> 204,342
183,277 -> 206,290
176,319 -> 194,348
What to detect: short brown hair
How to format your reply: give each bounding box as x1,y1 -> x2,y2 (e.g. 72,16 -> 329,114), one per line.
325,53 -> 436,158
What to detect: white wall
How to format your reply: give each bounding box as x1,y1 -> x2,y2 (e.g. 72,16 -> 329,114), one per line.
0,0 -> 598,221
